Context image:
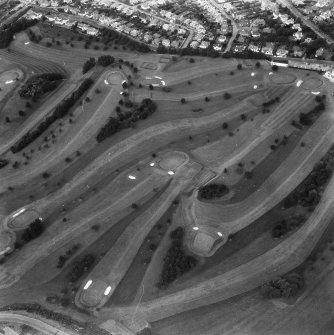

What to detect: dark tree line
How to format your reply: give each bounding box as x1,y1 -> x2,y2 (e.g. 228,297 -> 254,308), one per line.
261,272 -> 304,299
0,18 -> 38,48
67,254 -> 95,282
198,183 -> 229,199
99,27 -> 150,53
19,73 -> 64,98
96,98 -> 157,142
0,158 -> 9,169
158,227 -> 198,288
82,57 -> 96,74
283,143 -> 334,209
11,78 -> 94,153
272,215 -> 306,238
299,95 -> 326,126
22,218 -> 44,243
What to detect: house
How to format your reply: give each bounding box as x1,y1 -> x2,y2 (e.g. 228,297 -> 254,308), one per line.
251,30 -> 260,38
292,46 -> 304,57
171,40 -> 180,48
293,31 -> 303,40
199,41 -> 210,49
276,46 -> 288,58
216,35 -> 227,43
162,39 -> 170,47
190,41 -> 199,48
213,44 -> 222,51
234,45 -> 246,52
315,47 -> 324,58
248,43 -> 260,53
239,28 -> 250,37
262,42 -> 275,55
130,29 -> 139,37
144,34 -> 152,42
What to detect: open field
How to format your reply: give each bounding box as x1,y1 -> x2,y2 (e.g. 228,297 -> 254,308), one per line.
1,28 -> 334,335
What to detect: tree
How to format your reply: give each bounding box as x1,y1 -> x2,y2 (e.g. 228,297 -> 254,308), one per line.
224,92 -> 231,100
255,61 -> 261,68
82,57 -> 96,74
181,98 -> 186,104
222,122 -> 228,129
205,97 -> 209,102
237,64 -> 242,70
272,65 -> 278,71
149,84 -> 153,90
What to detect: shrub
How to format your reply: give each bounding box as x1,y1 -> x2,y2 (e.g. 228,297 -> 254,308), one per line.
198,183 -> 229,199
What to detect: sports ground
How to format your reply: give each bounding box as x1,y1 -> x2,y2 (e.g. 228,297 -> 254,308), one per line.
0,26 -> 334,335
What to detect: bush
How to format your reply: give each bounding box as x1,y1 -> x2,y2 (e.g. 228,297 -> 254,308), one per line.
97,55 -> 115,66
22,219 -> 44,243
158,227 -> 197,288
82,57 -> 96,74
19,73 -> 64,98
198,183 -> 229,199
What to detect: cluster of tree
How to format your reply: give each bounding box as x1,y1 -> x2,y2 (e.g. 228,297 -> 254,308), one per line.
261,272 -> 304,299
284,145 -> 334,209
0,303 -> 110,335
67,254 -> 95,283
263,97 -> 280,108
57,244 -> 81,269
99,27 -> 150,53
299,95 -> 326,126
82,57 -> 96,74
198,183 -> 229,199
157,227 -> 198,288
22,218 -> 44,243
97,55 -> 115,67
302,38 -> 328,58
19,73 -> 64,98
11,78 -> 94,153
0,18 -> 38,48
96,98 -> 157,142
0,158 -> 9,169
272,215 -> 306,238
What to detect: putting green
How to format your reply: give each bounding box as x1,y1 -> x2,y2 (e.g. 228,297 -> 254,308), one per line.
7,209 -> 40,230
301,77 -> 323,91
158,151 -> 188,171
271,73 -> 296,85
81,279 -> 108,307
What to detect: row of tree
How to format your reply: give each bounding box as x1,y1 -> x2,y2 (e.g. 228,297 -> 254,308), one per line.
299,95 -> 326,126
158,227 -> 198,288
22,218 -> 44,243
82,55 -> 115,74
96,98 -> 157,142
0,18 -> 38,48
11,77 -> 94,153
284,144 -> 334,209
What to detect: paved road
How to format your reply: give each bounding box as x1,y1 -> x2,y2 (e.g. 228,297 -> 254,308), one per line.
207,0 -> 238,53
276,0 -> 334,44
0,312 -> 75,335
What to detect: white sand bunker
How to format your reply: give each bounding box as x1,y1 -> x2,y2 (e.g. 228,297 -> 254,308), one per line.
81,280 -> 109,307
158,151 -> 188,171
